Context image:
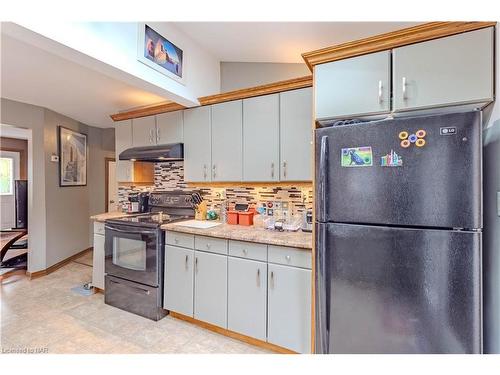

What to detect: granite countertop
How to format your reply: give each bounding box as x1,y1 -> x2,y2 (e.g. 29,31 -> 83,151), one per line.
161,222 -> 312,250
90,211 -> 129,222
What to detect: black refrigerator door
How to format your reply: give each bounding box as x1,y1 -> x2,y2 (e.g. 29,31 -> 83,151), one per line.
315,223 -> 482,354
315,111 -> 482,229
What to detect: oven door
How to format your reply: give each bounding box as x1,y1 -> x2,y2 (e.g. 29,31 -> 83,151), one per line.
104,223 -> 162,287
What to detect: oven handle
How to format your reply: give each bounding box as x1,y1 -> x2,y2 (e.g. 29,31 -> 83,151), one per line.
105,224 -> 157,235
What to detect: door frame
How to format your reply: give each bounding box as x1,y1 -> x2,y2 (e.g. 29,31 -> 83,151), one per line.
104,157 -> 116,211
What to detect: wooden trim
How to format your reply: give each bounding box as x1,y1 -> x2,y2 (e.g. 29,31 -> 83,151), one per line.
310,72 -> 317,353
110,101 -> 186,122
27,247 -> 92,280
94,287 -> 104,294
302,21 -> 496,70
0,268 -> 26,282
169,311 -> 297,354
187,181 -> 312,189
198,75 -> 313,106
104,157 -> 115,211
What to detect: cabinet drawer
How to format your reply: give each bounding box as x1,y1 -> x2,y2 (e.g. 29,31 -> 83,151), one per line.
268,245 -> 311,269
94,221 -> 105,235
165,231 -> 195,249
195,235 -> 228,255
229,240 -> 267,261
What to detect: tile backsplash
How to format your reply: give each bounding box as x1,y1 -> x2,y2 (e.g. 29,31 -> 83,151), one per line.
118,161 -> 313,215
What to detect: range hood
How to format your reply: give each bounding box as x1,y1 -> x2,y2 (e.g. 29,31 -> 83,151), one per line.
119,143 -> 183,162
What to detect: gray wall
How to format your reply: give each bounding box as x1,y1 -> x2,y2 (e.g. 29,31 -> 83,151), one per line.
1,98 -> 114,271
220,62 -> 310,92
483,24 -> 500,354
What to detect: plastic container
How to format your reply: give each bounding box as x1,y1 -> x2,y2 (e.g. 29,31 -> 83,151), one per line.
238,210 -> 255,226
227,210 -> 239,225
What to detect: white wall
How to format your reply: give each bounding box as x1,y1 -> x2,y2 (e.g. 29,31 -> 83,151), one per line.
7,22 -> 221,106
220,62 -> 310,92
483,23 -> 500,354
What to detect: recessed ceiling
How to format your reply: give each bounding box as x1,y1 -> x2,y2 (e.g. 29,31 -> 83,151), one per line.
173,22 -> 422,63
1,33 -> 168,128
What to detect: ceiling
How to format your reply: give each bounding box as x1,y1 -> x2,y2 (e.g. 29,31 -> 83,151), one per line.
173,22 -> 421,63
1,34 -> 168,128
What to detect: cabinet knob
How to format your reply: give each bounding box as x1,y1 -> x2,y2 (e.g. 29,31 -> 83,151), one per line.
242,249 -> 248,256
174,238 -> 179,244
271,162 -> 275,179
283,161 -> 287,179
206,243 -> 211,249
185,254 -> 188,269
257,268 -> 260,286
378,80 -> 383,103
402,77 -> 408,100
285,255 -> 291,261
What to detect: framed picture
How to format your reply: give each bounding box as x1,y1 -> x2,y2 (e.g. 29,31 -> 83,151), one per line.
58,126 -> 87,187
137,23 -> 185,84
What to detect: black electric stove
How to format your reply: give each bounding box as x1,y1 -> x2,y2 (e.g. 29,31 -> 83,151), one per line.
104,190 -> 197,320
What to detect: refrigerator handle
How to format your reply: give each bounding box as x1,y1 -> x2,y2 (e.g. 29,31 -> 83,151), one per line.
317,135 -> 329,223
315,223 -> 330,353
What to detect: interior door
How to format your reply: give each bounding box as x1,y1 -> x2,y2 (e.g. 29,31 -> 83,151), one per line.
315,111 -> 482,229
0,151 -> 20,229
315,222 -> 482,354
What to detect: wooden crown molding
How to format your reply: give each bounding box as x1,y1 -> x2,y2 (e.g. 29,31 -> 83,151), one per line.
110,101 -> 186,122
198,75 -> 313,106
302,21 -> 496,70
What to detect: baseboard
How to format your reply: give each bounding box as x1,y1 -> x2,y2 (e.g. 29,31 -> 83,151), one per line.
169,311 -> 297,354
0,268 -> 27,281
94,287 -> 104,294
27,247 -> 93,280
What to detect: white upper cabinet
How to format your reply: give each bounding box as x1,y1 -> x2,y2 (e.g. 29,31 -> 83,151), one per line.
132,116 -> 157,147
211,100 -> 243,182
243,94 -> 280,181
183,106 -> 212,182
393,27 -> 494,112
114,120 -> 134,182
156,111 -> 183,144
280,88 -> 313,181
315,50 -> 391,120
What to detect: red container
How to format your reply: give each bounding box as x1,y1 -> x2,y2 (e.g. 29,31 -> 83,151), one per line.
227,210 -> 239,225
238,210 -> 255,226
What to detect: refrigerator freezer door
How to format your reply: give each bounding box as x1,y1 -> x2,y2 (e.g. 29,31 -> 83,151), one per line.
315,111 -> 482,229
315,223 -> 482,354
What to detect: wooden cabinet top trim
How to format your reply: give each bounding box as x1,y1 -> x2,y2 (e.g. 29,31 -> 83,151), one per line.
110,75 -> 312,122
302,21 -> 496,70
110,101 -> 186,122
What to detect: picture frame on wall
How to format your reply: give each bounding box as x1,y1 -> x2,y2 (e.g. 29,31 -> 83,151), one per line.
58,126 -> 87,187
137,23 -> 185,84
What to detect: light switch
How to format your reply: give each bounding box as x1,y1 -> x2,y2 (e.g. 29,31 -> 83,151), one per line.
497,192 -> 500,217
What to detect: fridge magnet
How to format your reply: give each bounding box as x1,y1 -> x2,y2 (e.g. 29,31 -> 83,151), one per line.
416,139 -> 426,147
408,134 -> 418,143
380,150 -> 403,167
341,147 -> 373,167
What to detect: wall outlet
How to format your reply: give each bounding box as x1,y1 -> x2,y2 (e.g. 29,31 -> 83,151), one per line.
50,155 -> 59,162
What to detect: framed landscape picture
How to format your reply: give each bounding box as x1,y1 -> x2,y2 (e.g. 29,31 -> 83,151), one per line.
137,23 -> 185,84
58,126 -> 87,187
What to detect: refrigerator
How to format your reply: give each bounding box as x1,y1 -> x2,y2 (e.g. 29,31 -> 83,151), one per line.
315,111 -> 482,354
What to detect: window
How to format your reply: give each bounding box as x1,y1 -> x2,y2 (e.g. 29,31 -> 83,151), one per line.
0,157 -> 14,195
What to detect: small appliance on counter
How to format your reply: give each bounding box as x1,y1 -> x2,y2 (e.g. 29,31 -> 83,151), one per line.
127,193 -> 140,213
302,209 -> 313,232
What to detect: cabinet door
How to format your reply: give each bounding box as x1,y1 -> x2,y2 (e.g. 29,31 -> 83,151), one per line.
132,116 -> 157,147
268,264 -> 311,353
194,250 -> 227,328
243,94 -> 280,181
393,27 -> 494,111
280,88 -> 313,181
211,100 -> 243,181
227,257 -> 267,340
114,120 -> 134,183
183,106 -> 212,182
92,234 -> 105,290
315,51 -> 391,120
156,111 -> 183,144
164,245 -> 194,316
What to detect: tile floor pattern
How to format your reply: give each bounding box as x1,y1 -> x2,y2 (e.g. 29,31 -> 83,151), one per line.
0,253 -> 270,354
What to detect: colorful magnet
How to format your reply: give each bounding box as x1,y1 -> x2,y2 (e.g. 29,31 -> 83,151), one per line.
399,131 -> 409,140
416,129 -> 426,138
341,147 -> 373,167
416,139 -> 426,147
408,134 -> 418,143
381,150 -> 403,167
400,139 -> 411,148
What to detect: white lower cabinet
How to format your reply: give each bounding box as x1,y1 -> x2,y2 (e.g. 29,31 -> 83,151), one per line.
194,250 -> 228,328
164,245 -> 194,316
227,257 -> 267,341
92,230 -> 105,290
268,263 -> 312,354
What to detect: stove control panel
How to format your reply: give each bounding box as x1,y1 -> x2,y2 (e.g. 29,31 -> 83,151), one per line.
149,191 -> 195,208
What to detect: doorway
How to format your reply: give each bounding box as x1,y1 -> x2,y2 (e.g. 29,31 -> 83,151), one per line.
105,158 -> 117,212
0,150 -> 21,230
